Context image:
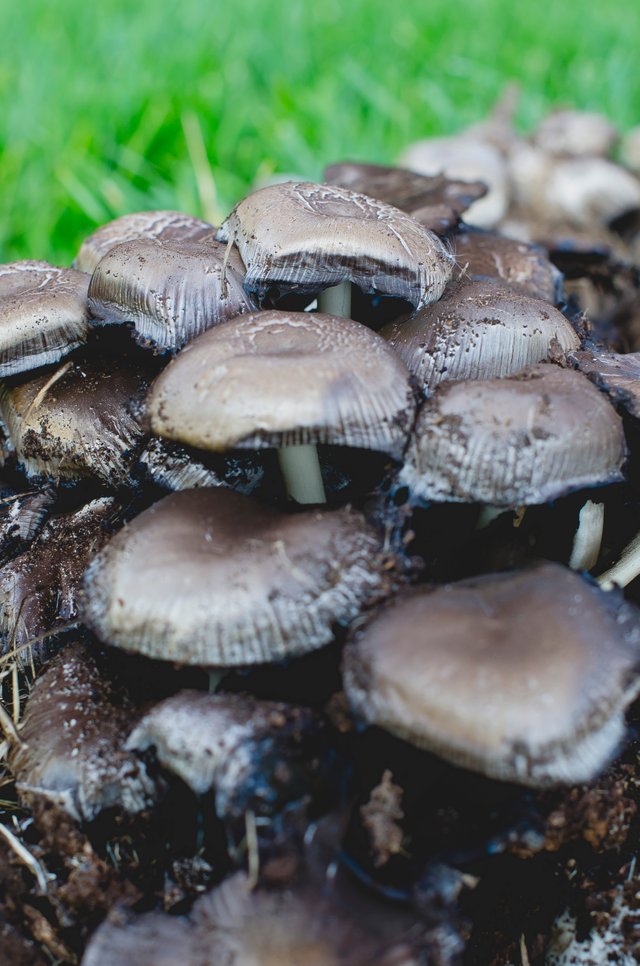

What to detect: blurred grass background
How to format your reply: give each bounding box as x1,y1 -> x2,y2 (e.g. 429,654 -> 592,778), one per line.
1,0 -> 639,264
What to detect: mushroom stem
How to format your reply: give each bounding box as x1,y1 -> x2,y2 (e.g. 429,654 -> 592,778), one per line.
318,282 -> 352,318
569,500 -> 605,571
277,444 -> 326,505
475,505 -> 506,530
597,530 -> 640,590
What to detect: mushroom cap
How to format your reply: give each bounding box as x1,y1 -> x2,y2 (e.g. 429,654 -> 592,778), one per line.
0,497 -> 119,663
570,349 -> 640,419
0,354 -> 152,485
533,109 -> 619,158
147,310 -> 416,460
0,262 -> 90,377
74,210 -> 215,274
398,136 -> 509,228
10,641 -> 156,822
216,181 -> 454,310
452,228 -> 563,303
127,690 -> 328,819
87,237 -> 256,352
381,278 -> 579,395
400,364 -> 626,507
343,563 -> 640,786
0,486 -> 55,565
81,488 -> 393,666
621,126 -> 640,176
545,157 -> 640,227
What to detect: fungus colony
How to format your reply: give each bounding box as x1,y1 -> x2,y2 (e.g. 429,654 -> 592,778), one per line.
2,106 -> 640,966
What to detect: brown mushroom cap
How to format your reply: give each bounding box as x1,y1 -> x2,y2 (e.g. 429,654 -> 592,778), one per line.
381,279 -> 579,395
0,497 -> 119,663
10,641 -> 156,821
0,354 -> 153,485
87,237 -> 256,352
452,228 -> 563,303
216,181 -> 454,310
400,364 -> 626,506
81,488 -> 394,667
343,563 -> 640,786
0,262 -> 90,377
148,310 -> 416,460
75,210 -> 215,274
570,349 -> 640,418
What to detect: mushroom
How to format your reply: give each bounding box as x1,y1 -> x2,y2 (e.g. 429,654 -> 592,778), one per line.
87,237 -> 257,352
380,278 -> 579,395
399,364 -> 626,507
9,640 -> 157,822
452,227 -> 563,303
147,309 -> 416,504
342,563 -> 640,786
74,210 -> 215,274
0,261 -> 91,376
137,435 -> 265,496
532,109 -> 619,159
0,486 -> 55,565
215,180 -> 454,320
570,348 -> 640,418
81,487 -> 396,667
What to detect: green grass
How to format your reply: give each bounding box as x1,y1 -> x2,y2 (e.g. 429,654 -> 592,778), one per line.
1,0 -> 639,264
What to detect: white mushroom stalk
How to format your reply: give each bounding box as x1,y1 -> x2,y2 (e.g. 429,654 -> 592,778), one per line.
317,281 -> 351,318
569,500 -> 605,572
277,443 -> 326,505
597,531 -> 640,591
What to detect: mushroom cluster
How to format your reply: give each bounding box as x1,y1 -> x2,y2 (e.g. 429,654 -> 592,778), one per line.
1,113 -> 640,965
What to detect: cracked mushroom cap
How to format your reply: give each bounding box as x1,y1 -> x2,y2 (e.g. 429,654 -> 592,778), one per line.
452,228 -> 563,303
400,364 -> 626,506
10,641 -> 156,822
81,488 -> 395,667
216,181 -> 454,310
127,690 -> 330,821
88,237 -> 256,352
0,261 -> 90,376
148,310 -> 416,461
343,563 -> 640,786
381,279 -> 579,395
0,353 -> 153,485
74,210 -> 215,274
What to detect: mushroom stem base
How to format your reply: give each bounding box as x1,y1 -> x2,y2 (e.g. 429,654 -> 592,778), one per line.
318,282 -> 352,318
569,500 -> 605,572
597,530 -> 640,590
277,444 -> 326,505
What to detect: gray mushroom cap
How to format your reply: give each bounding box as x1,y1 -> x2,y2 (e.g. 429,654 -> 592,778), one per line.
10,641 -> 156,822
75,210 -> 215,274
452,228 -> 563,303
148,310 -> 416,461
533,109 -> 619,158
381,279 -> 579,395
81,488 -> 394,667
87,237 -> 256,352
0,354 -> 153,485
343,563 -> 640,787
570,349 -> 640,419
216,181 -> 454,310
400,364 -> 626,507
0,262 -> 90,377
0,486 -> 55,566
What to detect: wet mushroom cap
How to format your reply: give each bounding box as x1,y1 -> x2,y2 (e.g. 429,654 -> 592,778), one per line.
10,641 -> 156,822
88,237 -> 256,352
343,563 -> 640,786
452,228 -> 563,303
0,354 -> 153,484
81,487 -> 394,666
216,181 -> 454,310
75,210 -> 215,274
381,278 -> 579,395
0,263 -> 90,377
400,364 -> 626,506
148,310 -> 416,460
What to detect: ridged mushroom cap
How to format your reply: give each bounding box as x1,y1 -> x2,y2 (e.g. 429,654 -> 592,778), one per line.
533,109 -> 619,158
0,262 -> 90,377
148,310 -> 416,460
216,181 -> 454,310
400,364 -> 626,506
75,210 -> 215,274
10,641 -> 156,822
570,349 -> 640,418
0,354 -> 152,485
88,237 -> 256,352
81,488 -> 394,667
343,563 -> 640,786
452,228 -> 563,303
381,279 -> 579,395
